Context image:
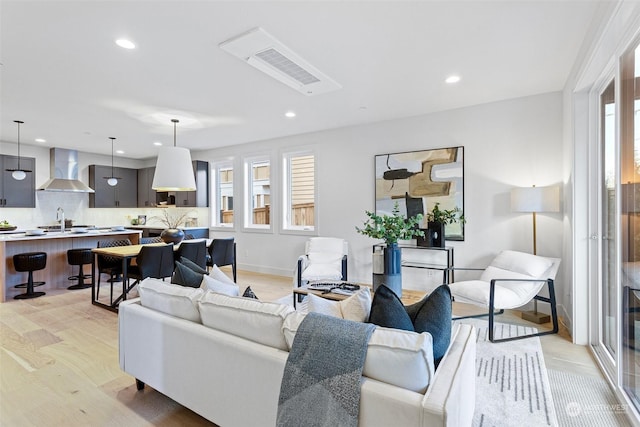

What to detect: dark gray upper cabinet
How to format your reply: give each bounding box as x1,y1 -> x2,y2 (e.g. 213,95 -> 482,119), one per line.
89,165 -> 138,208
137,166 -> 157,208
0,155 -> 36,207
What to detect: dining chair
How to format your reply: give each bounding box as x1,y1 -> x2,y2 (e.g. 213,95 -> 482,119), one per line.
176,239 -> 208,270
207,238 -> 237,282
127,244 -> 175,288
96,239 -> 132,305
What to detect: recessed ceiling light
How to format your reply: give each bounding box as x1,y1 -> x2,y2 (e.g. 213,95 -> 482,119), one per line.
35,138 -> 46,143
115,39 -> 136,49
285,111 -> 296,118
116,150 -> 124,154
153,141 -> 163,146
445,75 -> 461,84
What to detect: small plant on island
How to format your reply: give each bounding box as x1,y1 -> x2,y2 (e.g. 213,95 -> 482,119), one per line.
356,202 -> 424,245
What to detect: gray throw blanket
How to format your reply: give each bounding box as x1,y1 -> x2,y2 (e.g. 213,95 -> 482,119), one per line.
276,312 -> 376,427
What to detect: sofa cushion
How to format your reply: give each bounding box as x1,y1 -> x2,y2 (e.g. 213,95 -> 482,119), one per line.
199,292 -> 294,350
369,285 -> 452,367
282,311 -> 435,393
180,256 -> 208,275
201,274 -> 240,296
138,277 -> 204,322
307,288 -> 372,322
171,261 -> 203,288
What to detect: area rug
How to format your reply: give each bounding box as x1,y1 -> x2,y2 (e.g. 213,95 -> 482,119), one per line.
453,318 -> 558,427
548,369 -> 631,426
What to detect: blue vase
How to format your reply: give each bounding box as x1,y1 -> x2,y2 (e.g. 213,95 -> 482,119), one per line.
383,243 -> 402,298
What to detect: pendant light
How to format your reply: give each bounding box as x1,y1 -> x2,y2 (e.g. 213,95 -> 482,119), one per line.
152,119 -> 196,191
103,137 -> 120,186
7,120 -> 32,180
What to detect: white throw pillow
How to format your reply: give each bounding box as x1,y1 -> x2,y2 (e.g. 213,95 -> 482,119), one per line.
281,312 -> 434,393
199,292 -> 294,350
138,277 -> 204,322
209,264 -> 236,285
201,274 -> 240,296
307,288 -> 372,322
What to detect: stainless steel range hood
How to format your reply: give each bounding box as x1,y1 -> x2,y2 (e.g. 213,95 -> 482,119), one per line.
38,148 -> 95,193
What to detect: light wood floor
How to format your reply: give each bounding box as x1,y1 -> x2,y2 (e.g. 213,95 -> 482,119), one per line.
0,269 -> 607,426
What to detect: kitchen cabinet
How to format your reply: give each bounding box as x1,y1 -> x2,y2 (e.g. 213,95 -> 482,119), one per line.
157,160 -> 209,207
0,155 -> 36,207
137,166 -> 157,208
89,165 -> 138,208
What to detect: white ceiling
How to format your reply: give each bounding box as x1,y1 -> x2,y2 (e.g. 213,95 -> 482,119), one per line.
0,1 -> 605,159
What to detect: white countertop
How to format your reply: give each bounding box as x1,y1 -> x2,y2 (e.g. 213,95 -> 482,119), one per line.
0,229 -> 141,241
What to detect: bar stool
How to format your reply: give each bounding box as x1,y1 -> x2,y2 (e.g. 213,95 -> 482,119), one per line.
67,248 -> 93,290
13,252 -> 47,299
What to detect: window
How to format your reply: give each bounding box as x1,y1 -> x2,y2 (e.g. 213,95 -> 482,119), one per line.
283,151 -> 315,231
211,161 -> 234,228
244,156 -> 271,229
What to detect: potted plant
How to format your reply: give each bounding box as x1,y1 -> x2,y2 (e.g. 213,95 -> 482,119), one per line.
149,209 -> 193,244
420,202 -> 465,248
356,202 -> 424,296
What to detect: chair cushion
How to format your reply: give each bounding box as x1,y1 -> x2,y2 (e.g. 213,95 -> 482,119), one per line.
282,311 -> 435,393
488,250 -> 552,278
307,237 -> 345,255
368,285 -> 452,367
301,263 -> 343,281
171,261 -> 203,288
138,277 -> 204,322
200,274 -> 240,296
450,279 -> 541,309
199,292 -> 293,350
307,288 -> 372,322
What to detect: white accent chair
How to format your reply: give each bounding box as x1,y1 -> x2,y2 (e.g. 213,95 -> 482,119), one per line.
296,237 -> 348,292
449,250 -> 561,343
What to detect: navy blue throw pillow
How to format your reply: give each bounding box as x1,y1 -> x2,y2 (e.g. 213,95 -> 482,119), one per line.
368,284 -> 452,368
179,256 -> 208,275
242,286 -> 258,299
368,285 -> 414,331
406,285 -> 452,367
171,261 -> 203,288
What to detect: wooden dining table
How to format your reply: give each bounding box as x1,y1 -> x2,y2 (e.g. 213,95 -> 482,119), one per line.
91,242 -> 167,312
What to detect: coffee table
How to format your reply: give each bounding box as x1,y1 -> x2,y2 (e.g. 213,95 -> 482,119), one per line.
293,284 -> 425,308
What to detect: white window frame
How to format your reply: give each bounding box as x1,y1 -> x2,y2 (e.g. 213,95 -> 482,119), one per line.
281,148 -> 317,235
243,154 -> 273,233
210,159 -> 236,230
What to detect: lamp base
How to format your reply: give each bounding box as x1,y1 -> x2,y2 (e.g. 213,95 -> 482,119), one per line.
521,310 -> 551,324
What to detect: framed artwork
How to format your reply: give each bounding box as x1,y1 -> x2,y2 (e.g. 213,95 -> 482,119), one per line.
375,146 -> 464,241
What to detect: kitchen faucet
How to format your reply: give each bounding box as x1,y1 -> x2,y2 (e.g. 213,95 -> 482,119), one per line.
57,207 -> 65,232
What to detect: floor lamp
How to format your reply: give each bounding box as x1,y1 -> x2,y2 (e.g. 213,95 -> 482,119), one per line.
511,185 -> 560,324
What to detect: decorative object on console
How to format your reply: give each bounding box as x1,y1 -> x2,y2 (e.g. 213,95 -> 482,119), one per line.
375,146 -> 464,241
417,202 -> 466,248
7,120 -> 32,180
356,202 -> 423,297
510,184 -> 560,323
152,118 -> 197,191
103,137 -> 120,186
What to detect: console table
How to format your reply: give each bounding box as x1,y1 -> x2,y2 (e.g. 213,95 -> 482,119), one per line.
372,244 -> 454,285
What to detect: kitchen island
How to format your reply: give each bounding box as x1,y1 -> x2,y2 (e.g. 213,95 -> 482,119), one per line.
0,229 -> 141,301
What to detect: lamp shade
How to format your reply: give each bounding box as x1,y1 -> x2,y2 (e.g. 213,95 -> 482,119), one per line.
511,185 -> 560,213
152,146 -> 196,191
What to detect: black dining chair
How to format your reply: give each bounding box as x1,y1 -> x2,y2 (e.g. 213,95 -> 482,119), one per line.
96,239 -> 132,305
207,238 -> 237,282
127,244 -> 175,288
140,236 -> 163,244
176,239 -> 208,270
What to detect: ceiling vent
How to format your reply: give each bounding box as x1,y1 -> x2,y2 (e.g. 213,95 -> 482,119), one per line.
219,27 -> 341,96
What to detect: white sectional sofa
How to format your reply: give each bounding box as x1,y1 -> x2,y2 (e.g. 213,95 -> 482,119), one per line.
118,278 -> 477,426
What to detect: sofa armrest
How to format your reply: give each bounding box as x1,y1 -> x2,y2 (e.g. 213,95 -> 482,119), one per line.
422,323 -> 476,426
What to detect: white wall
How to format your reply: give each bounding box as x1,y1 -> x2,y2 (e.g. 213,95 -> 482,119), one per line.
195,92 -> 565,299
